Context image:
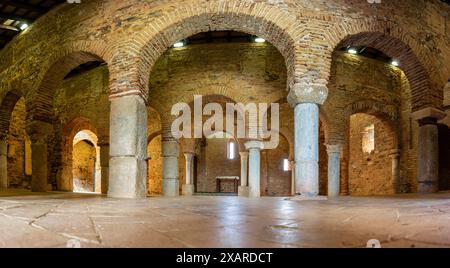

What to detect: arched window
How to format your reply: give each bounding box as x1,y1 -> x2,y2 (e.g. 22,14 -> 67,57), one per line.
362,124 -> 375,154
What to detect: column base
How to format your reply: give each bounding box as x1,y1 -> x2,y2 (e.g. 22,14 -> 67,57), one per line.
290,194 -> 327,201
108,157 -> 147,199
238,186 -> 249,197
418,182 -> 439,194
163,178 -> 179,197
182,184 -> 194,196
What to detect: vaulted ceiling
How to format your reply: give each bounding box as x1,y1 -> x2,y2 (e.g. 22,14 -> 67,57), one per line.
0,0 -> 449,51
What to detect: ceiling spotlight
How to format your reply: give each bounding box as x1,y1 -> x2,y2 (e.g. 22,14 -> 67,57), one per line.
20,23 -> 28,30
254,37 -> 266,43
391,60 -> 399,67
173,41 -> 185,48
347,48 -> 358,55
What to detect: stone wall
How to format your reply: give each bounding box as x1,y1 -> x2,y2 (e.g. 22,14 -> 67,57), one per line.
196,138 -> 240,193
7,98 -> 31,188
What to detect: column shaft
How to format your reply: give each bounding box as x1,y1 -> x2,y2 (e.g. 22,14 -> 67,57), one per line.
163,139 -> 179,197
245,141 -> 263,198
182,152 -> 194,196
294,103 -> 320,197
326,145 -> 342,198
108,95 -> 148,198
99,143 -> 109,195
417,124 -> 439,193
238,152 -> 249,197
0,139 -> 7,189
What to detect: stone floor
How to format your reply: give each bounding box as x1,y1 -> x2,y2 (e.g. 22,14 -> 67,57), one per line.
1,189 -> 450,248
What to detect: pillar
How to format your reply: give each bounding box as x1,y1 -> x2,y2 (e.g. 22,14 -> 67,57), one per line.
0,135 -> 7,189
26,121 -> 53,192
99,139 -> 109,195
238,151 -> 249,197
326,144 -> 342,198
412,108 -> 446,194
108,95 -> 147,199
245,141 -> 264,198
182,152 -> 194,196
288,83 -> 328,198
162,137 -> 180,197
389,149 -> 401,193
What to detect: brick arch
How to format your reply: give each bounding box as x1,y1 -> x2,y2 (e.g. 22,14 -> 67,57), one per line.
58,116 -> 99,191
324,20 -> 442,111
0,90 -> 24,135
129,0 -> 304,101
345,100 -> 399,149
26,41 -> 112,123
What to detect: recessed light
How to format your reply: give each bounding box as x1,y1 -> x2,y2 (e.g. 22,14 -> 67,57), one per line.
20,23 -> 28,30
254,37 -> 266,43
347,48 -> 358,55
391,60 -> 399,67
173,41 -> 185,48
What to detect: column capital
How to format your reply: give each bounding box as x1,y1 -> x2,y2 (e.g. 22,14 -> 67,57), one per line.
411,107 -> 446,126
239,151 -> 249,158
184,152 -> 194,160
245,141 -> 264,151
325,144 -> 342,154
287,82 -> 328,107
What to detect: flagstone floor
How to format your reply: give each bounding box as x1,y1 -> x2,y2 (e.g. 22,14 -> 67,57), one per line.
1,189 -> 450,248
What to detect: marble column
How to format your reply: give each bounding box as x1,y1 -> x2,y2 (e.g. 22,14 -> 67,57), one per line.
288,83 -> 327,198
108,95 -> 148,198
99,139 -> 109,195
326,144 -> 342,198
294,103 -> 320,197
182,152 -> 194,196
238,151 -> 249,197
389,149 -> 401,193
27,121 -> 53,192
412,108 -> 446,194
0,135 -> 8,189
245,141 -> 264,198
162,137 -> 180,197
290,160 -> 295,196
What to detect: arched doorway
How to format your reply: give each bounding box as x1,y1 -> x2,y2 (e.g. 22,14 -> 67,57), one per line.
72,130 -> 101,193
348,113 -> 398,195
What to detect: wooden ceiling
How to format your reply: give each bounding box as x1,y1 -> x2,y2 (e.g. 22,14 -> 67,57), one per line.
0,0 -> 65,50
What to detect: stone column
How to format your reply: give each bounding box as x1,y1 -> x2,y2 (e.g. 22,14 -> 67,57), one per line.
245,141 -> 264,198
326,144 -> 342,198
98,139 -> 109,195
388,149 -> 401,193
182,152 -> 194,196
288,83 -> 328,198
0,135 -> 8,189
290,160 -> 295,196
108,95 -> 147,199
238,151 -> 249,197
26,121 -> 53,192
162,136 -> 180,197
412,108 -> 446,194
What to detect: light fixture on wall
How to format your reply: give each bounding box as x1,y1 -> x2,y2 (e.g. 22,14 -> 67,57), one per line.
20,23 -> 29,30
391,60 -> 399,67
173,40 -> 185,48
347,47 -> 358,55
254,37 -> 266,43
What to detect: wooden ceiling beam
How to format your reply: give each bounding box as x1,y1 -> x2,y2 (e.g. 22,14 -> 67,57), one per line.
0,24 -> 20,32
